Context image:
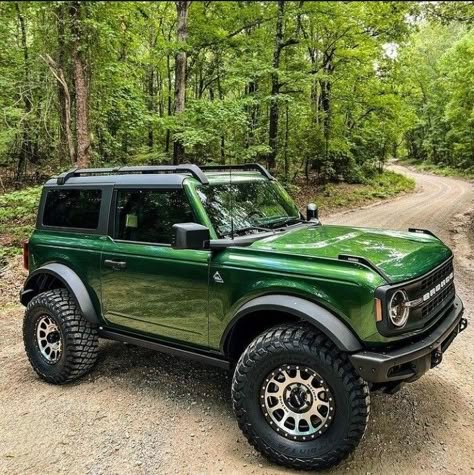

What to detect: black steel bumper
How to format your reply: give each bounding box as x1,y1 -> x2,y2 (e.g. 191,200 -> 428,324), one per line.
350,295 -> 467,383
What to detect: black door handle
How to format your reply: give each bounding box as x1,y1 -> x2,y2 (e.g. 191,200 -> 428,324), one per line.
104,259 -> 127,270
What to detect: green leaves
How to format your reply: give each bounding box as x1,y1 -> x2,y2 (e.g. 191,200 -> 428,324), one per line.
0,1 -> 470,180
399,21 -> 473,171
0,187 -> 41,252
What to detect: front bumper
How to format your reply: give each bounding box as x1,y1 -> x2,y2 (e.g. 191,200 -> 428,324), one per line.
350,295 -> 467,383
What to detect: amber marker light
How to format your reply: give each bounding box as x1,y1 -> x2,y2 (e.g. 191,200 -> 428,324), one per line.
375,298 -> 383,322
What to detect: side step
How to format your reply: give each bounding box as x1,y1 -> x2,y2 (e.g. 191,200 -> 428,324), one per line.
99,327 -> 230,370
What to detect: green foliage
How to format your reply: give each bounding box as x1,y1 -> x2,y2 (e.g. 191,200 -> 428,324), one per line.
400,158 -> 474,180
400,20 -> 474,171
0,1 -> 471,181
0,1 -> 418,178
308,171 -> 415,212
0,187 -> 41,254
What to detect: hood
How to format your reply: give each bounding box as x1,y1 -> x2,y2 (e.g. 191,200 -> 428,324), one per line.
251,225 -> 452,283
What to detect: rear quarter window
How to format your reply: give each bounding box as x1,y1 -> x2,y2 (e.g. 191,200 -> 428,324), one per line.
43,189 -> 102,229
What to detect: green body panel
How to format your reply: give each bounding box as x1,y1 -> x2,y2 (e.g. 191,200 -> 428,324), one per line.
26,171 -> 455,353
100,237 -> 210,347
28,230 -> 104,314
208,247 -> 384,348
250,225 -> 452,283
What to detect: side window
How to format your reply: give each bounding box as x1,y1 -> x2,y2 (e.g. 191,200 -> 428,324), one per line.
43,189 -> 102,229
114,189 -> 195,244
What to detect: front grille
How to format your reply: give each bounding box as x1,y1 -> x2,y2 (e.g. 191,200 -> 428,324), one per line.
409,259 -> 456,331
420,260 -> 453,292
421,282 -> 455,318
377,258 -> 456,337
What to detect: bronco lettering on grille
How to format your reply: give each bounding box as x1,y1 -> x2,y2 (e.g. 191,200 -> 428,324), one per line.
405,271 -> 454,308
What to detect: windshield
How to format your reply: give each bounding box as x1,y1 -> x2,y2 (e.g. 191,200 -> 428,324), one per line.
196,179 -> 300,238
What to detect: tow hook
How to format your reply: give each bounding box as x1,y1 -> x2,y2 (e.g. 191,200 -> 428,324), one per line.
459,317 -> 468,332
431,350 -> 443,367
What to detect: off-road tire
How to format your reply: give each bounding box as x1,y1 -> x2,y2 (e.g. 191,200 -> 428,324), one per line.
232,324 -> 370,471
23,288 -> 99,384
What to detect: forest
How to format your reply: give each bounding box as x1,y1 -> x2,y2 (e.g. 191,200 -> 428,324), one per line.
0,0 -> 472,188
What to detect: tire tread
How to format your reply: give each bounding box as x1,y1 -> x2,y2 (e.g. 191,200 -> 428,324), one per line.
23,288 -> 98,384
231,323 -> 370,470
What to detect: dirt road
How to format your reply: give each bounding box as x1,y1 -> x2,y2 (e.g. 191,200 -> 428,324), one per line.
1,165 -> 473,475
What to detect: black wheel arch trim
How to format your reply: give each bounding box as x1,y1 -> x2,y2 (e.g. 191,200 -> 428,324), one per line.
221,294 -> 363,354
20,263 -> 99,324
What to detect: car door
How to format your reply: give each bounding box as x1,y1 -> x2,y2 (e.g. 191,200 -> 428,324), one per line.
100,187 -> 210,347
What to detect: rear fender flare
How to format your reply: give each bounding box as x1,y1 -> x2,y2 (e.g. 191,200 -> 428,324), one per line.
21,263 -> 99,325
222,294 -> 362,353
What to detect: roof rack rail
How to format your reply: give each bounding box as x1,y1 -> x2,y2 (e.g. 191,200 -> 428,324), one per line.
56,164 -> 209,185
200,163 -> 274,180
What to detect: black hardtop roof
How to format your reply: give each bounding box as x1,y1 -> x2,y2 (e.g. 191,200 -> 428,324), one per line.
45,163 -> 274,187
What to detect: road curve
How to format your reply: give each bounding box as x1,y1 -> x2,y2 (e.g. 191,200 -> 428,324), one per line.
324,164 -> 473,244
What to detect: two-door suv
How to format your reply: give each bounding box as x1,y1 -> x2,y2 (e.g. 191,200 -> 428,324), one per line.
21,164 -> 467,470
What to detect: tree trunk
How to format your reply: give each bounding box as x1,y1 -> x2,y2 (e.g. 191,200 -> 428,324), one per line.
147,29 -> 157,150
319,50 -> 334,161
148,67 -> 155,148
55,4 -> 75,166
216,57 -> 225,164
165,52 -> 172,153
15,4 -> 32,182
173,0 -> 189,165
267,0 -> 285,170
245,79 -> 259,149
43,53 -> 76,167
284,103 -> 289,181
69,1 -> 90,168
56,4 -> 67,166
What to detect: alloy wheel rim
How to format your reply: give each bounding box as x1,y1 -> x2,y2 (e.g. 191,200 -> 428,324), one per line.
36,315 -> 62,364
260,364 -> 335,441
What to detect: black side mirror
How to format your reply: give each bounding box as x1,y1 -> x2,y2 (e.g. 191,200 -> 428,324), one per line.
306,203 -> 320,223
172,223 -> 210,250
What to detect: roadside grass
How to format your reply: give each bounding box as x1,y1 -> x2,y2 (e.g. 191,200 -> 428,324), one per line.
293,170 -> 416,216
399,158 -> 474,180
0,170 -> 415,263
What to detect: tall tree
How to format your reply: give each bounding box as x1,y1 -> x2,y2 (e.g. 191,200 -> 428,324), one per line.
69,1 -> 90,167
173,0 -> 190,164
55,3 -> 71,165
15,3 -> 33,180
3,1 -> 471,184
267,0 -> 297,170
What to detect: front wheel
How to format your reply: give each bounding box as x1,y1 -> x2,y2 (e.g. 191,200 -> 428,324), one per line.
231,324 -> 370,471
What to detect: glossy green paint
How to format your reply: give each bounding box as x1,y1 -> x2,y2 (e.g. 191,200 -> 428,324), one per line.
184,174 -> 454,347
208,246 -> 385,348
27,171 -> 455,353
28,229 -> 104,315
100,237 -> 210,347
250,225 -> 452,283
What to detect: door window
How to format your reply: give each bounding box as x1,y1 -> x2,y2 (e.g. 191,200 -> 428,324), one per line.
114,189 -> 195,244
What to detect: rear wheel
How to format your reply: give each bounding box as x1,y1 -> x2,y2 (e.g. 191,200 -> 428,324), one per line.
232,324 -> 370,471
23,288 -> 99,384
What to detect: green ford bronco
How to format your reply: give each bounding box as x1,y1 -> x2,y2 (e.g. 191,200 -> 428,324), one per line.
21,164 -> 467,470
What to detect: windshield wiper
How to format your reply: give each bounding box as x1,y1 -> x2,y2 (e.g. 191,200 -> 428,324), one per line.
232,225 -> 272,236
268,217 -> 304,229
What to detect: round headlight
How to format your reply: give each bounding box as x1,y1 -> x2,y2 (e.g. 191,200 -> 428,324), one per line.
389,290 -> 409,327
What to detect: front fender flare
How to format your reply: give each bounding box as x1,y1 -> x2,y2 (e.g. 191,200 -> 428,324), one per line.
222,294 -> 363,353
20,263 -> 99,324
